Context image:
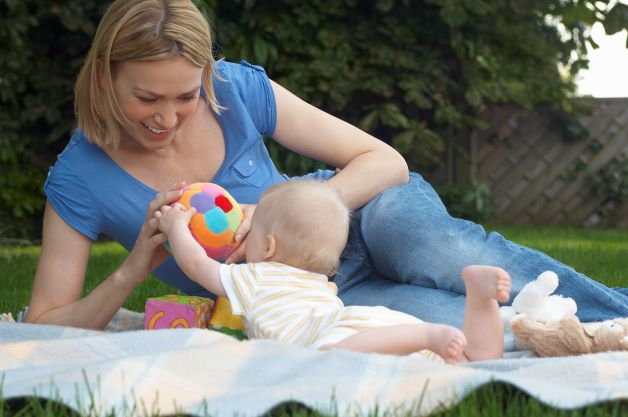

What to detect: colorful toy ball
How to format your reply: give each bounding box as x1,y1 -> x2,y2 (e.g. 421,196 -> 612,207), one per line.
168,182 -> 243,260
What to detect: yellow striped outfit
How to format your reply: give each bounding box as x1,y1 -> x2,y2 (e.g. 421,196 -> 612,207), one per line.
219,262 -> 439,360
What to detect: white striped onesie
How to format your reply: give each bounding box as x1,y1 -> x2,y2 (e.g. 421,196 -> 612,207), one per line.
219,262 -> 439,360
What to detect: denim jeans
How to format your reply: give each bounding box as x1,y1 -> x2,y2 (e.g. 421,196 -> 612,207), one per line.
332,172 -> 628,329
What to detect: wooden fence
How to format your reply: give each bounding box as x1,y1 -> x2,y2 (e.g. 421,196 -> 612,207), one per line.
464,98 -> 628,228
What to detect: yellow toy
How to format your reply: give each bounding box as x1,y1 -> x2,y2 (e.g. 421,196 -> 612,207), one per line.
209,297 -> 246,340
144,294 -> 246,340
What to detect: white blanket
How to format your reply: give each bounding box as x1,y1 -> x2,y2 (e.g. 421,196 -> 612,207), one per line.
1,318 -> 627,416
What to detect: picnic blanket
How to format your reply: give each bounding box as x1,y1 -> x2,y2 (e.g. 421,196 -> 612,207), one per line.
1,311 -> 627,416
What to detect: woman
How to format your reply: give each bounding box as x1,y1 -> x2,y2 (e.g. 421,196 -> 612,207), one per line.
26,0 -> 627,330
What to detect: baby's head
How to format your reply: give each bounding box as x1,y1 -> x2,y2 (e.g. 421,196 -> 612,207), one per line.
246,180 -> 350,275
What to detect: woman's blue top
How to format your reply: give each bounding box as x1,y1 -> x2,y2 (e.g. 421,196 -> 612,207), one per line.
45,60 -> 333,296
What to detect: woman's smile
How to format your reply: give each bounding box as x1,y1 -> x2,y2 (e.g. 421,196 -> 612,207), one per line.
141,122 -> 175,140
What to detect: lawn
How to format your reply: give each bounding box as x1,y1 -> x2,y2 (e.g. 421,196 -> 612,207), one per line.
1,225 -> 627,416
0,240 -> 184,317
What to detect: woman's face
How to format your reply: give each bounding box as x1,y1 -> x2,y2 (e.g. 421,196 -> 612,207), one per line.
111,57 -> 204,151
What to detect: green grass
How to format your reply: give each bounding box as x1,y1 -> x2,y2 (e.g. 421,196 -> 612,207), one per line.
3,225 -> 626,316
0,383 -> 626,417
0,240 -> 182,317
1,225 -> 627,417
488,225 -> 628,288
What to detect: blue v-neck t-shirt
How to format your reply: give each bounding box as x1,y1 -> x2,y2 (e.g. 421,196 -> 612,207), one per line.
45,60 -> 333,296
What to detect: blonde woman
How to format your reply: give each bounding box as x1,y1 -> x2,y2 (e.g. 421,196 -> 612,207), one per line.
27,0 -> 627,330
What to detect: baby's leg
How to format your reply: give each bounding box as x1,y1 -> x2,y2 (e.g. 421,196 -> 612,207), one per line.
461,265 -> 512,361
320,322 -> 468,364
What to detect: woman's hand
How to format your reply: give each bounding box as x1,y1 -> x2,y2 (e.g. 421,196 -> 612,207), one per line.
225,203 -> 256,264
121,181 -> 187,283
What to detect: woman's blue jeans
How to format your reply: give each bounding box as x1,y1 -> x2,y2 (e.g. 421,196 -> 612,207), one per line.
333,172 -> 628,328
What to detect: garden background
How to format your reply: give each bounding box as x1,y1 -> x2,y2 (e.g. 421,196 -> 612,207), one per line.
1,2 -> 627,416
1,0 -> 627,242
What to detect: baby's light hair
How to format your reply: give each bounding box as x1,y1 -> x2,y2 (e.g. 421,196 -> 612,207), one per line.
256,180 -> 350,275
74,0 -> 220,149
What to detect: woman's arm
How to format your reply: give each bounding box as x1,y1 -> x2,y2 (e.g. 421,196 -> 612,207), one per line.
26,183 -> 185,329
26,203 -> 142,329
270,80 -> 409,210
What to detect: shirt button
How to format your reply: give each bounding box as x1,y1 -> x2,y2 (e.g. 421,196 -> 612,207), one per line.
248,160 -> 254,166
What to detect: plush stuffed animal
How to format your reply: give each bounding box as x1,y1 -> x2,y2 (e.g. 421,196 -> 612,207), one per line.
511,314 -> 628,357
502,270 -> 628,356
500,271 -> 577,323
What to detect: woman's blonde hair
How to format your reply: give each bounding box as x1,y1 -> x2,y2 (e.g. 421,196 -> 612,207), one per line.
74,0 -> 219,148
256,180 -> 351,275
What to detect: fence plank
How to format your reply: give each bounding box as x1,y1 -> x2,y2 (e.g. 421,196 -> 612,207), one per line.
471,98 -> 628,228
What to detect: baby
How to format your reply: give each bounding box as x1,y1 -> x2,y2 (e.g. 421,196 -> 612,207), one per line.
154,180 -> 511,363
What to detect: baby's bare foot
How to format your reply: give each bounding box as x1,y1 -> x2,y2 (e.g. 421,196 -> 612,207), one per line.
462,265 -> 512,303
424,324 -> 467,364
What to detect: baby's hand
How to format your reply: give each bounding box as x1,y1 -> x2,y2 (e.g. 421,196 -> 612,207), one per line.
153,203 -> 196,236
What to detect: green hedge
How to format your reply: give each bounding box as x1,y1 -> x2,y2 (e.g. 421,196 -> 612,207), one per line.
1,0 -> 625,241
0,1 -> 106,240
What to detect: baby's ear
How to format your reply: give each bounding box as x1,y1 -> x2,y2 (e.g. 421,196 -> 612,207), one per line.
264,234 -> 277,260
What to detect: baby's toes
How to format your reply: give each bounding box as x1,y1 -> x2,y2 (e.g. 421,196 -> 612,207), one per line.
445,335 -> 466,364
496,276 -> 512,302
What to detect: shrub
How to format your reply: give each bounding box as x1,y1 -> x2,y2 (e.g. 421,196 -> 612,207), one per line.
436,181 -> 498,222
1,0 -> 625,240
203,0 -> 626,175
0,1 -> 106,241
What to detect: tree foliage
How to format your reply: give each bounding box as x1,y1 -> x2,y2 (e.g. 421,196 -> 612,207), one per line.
0,0 -> 626,240
0,0 -> 106,239
202,0 -> 626,173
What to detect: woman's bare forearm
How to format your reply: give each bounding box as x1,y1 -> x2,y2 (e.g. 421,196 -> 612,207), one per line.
328,148 -> 409,210
27,261 -> 146,330
270,80 -> 409,211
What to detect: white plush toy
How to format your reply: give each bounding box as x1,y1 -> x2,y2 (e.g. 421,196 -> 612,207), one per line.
500,271 -> 577,332
501,271 -> 628,356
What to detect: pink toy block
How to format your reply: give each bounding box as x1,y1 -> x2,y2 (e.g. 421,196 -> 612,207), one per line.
144,294 -> 213,330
